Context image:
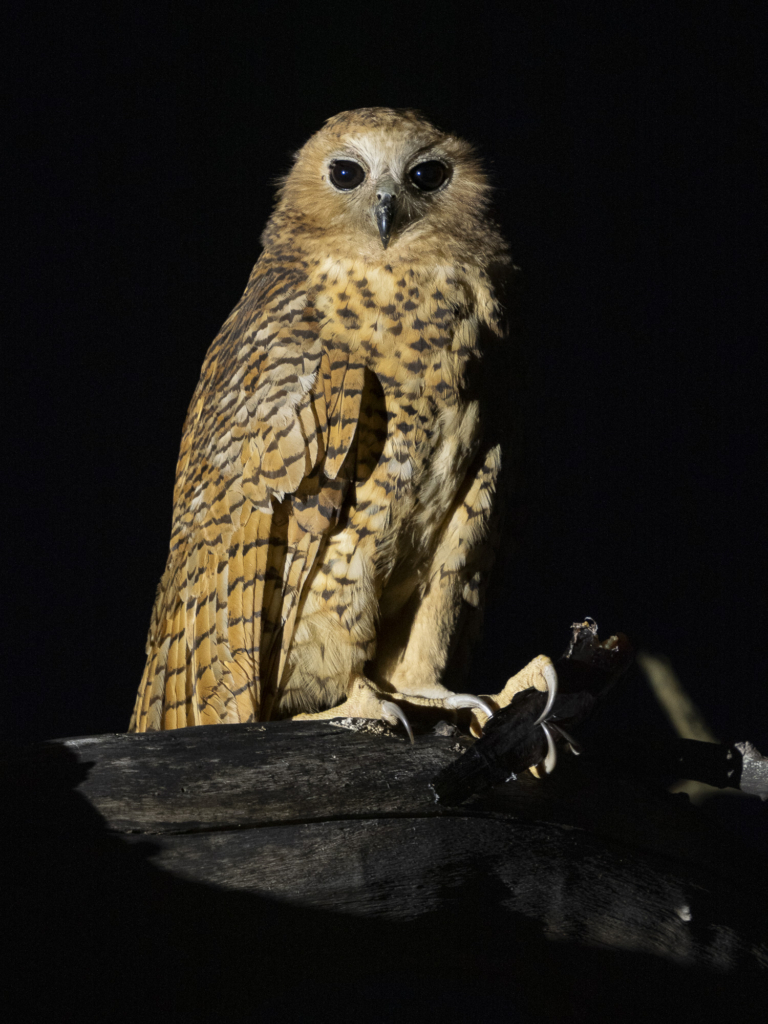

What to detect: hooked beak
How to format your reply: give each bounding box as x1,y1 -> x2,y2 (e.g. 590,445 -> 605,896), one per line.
374,190 -> 396,249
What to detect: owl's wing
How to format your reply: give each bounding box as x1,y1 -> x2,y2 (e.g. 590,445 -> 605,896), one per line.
130,255 -> 365,731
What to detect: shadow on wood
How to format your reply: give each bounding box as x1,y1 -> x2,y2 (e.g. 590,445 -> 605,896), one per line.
3,722 -> 766,1023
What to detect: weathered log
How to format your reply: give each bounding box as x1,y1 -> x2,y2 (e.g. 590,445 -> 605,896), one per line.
3,721 -> 766,1024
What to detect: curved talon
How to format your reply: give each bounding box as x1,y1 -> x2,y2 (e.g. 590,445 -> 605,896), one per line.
539,721 -> 558,774
381,700 -> 414,745
443,693 -> 495,721
551,722 -> 582,755
533,661 -> 558,726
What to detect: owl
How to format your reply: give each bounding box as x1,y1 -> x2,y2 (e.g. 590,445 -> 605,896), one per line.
129,107 -> 556,739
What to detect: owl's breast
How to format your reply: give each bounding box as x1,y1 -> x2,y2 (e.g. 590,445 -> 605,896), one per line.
311,257 -> 495,576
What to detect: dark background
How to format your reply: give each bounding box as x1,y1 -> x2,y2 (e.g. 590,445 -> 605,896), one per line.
8,3 -> 766,749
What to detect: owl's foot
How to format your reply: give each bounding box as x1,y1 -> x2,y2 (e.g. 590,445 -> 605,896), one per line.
293,675 -> 494,744
470,654 -> 562,776
293,677 -> 416,741
470,654 -> 557,727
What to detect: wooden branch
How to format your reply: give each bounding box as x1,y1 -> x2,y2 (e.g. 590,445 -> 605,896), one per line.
4,720 -> 767,1023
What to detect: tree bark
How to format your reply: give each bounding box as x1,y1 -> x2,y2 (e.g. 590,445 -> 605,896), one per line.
3,721 -> 766,1023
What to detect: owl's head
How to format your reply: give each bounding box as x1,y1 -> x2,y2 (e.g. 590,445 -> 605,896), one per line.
266,108 -> 507,266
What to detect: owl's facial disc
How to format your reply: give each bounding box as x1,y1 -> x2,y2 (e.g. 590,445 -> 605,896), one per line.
323,140 -> 458,251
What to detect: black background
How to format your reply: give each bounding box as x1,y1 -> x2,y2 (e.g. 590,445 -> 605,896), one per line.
8,3 -> 766,749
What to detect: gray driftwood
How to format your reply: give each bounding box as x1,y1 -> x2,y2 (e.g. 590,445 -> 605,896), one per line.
4,720 -> 767,1023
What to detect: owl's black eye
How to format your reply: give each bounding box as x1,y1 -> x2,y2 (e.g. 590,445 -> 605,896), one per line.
329,160 -> 366,190
408,161 -> 449,192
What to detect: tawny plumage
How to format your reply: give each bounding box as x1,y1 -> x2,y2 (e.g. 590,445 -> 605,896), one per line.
130,107 -> 554,736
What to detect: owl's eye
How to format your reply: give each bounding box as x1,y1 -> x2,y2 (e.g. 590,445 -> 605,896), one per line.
408,161 -> 449,192
329,160 -> 366,190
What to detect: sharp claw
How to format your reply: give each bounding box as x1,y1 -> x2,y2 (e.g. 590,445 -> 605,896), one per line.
443,693 -> 495,720
540,721 -> 558,774
533,661 -> 558,726
381,700 -> 414,744
551,722 -> 582,755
